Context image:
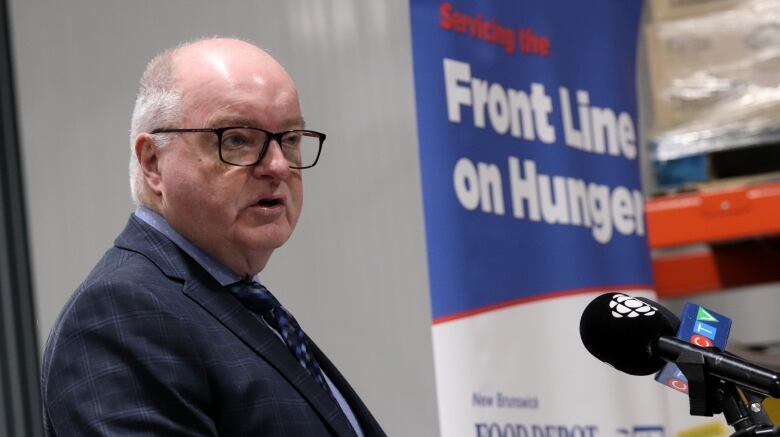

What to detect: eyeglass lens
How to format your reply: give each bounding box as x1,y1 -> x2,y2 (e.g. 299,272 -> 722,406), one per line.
220,128 -> 320,167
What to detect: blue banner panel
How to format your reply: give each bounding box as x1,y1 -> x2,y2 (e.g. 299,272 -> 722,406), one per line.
410,0 -> 651,321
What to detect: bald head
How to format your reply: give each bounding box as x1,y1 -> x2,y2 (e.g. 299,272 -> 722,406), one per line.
175,38 -> 287,89
174,39 -> 299,132
129,38 -> 300,206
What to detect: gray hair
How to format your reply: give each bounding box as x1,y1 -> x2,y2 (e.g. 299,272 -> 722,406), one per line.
128,46 -> 183,205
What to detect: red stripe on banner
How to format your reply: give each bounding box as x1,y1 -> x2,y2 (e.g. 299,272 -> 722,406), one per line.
431,284 -> 654,325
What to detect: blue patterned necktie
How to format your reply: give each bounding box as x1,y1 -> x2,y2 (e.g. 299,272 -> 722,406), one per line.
228,279 -> 332,396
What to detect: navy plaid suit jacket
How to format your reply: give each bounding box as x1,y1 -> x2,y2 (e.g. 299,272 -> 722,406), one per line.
41,215 -> 385,436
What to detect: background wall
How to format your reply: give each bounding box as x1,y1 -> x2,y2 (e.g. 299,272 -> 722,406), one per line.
9,1 -> 439,435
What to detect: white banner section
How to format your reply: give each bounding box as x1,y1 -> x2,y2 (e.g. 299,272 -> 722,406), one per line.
431,291 -> 707,437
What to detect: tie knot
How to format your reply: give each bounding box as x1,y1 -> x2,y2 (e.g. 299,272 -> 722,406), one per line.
228,280 -> 281,314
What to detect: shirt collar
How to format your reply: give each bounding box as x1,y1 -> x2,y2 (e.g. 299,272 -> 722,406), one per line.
134,206 -> 243,287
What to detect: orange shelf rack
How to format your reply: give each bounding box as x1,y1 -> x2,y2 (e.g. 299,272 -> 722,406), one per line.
646,180 -> 780,298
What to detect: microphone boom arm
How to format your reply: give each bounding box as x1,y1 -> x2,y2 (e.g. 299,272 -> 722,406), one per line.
654,336 -> 779,436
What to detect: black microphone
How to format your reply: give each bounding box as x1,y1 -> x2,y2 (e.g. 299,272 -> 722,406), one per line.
579,292 -> 780,398
579,292 -> 680,376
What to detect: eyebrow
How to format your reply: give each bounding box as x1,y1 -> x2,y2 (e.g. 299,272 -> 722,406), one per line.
207,115 -> 306,130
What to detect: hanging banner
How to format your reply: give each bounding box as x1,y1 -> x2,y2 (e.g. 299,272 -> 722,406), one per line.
409,1 -> 675,436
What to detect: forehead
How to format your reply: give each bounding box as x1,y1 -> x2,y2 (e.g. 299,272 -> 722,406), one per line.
196,92 -> 304,130
175,45 -> 303,129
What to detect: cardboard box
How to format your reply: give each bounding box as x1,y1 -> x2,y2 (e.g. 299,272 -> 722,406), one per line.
648,0 -> 747,22
644,0 -> 780,160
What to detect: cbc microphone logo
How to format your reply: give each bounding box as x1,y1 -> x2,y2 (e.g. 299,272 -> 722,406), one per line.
608,293 -> 657,319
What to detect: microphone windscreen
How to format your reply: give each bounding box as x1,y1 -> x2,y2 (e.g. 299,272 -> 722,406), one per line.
579,292 -> 680,375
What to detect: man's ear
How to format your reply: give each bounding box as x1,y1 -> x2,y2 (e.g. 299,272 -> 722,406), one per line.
135,133 -> 163,196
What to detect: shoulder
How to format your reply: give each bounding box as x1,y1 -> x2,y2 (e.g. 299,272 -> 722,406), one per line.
40,247 -> 218,436
42,246 -> 194,373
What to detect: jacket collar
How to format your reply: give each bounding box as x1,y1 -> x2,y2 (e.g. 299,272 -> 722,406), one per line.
133,206 -> 240,286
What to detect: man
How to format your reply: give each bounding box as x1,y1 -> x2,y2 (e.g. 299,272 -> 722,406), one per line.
41,38 -> 385,436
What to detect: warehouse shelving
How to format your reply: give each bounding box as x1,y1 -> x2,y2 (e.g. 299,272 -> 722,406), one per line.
646,180 -> 780,297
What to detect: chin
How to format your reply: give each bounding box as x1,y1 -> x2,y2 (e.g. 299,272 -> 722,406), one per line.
244,226 -> 293,251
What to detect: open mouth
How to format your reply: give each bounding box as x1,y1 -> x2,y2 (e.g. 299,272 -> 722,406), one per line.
256,198 -> 283,208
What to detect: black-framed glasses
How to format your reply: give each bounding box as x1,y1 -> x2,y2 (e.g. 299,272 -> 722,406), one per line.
150,126 -> 326,169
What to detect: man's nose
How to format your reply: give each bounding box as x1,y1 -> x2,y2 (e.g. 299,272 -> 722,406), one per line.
253,139 -> 289,178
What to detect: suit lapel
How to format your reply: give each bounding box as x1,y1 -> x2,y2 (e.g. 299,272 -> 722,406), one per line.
182,278 -> 356,436
115,215 -> 356,436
